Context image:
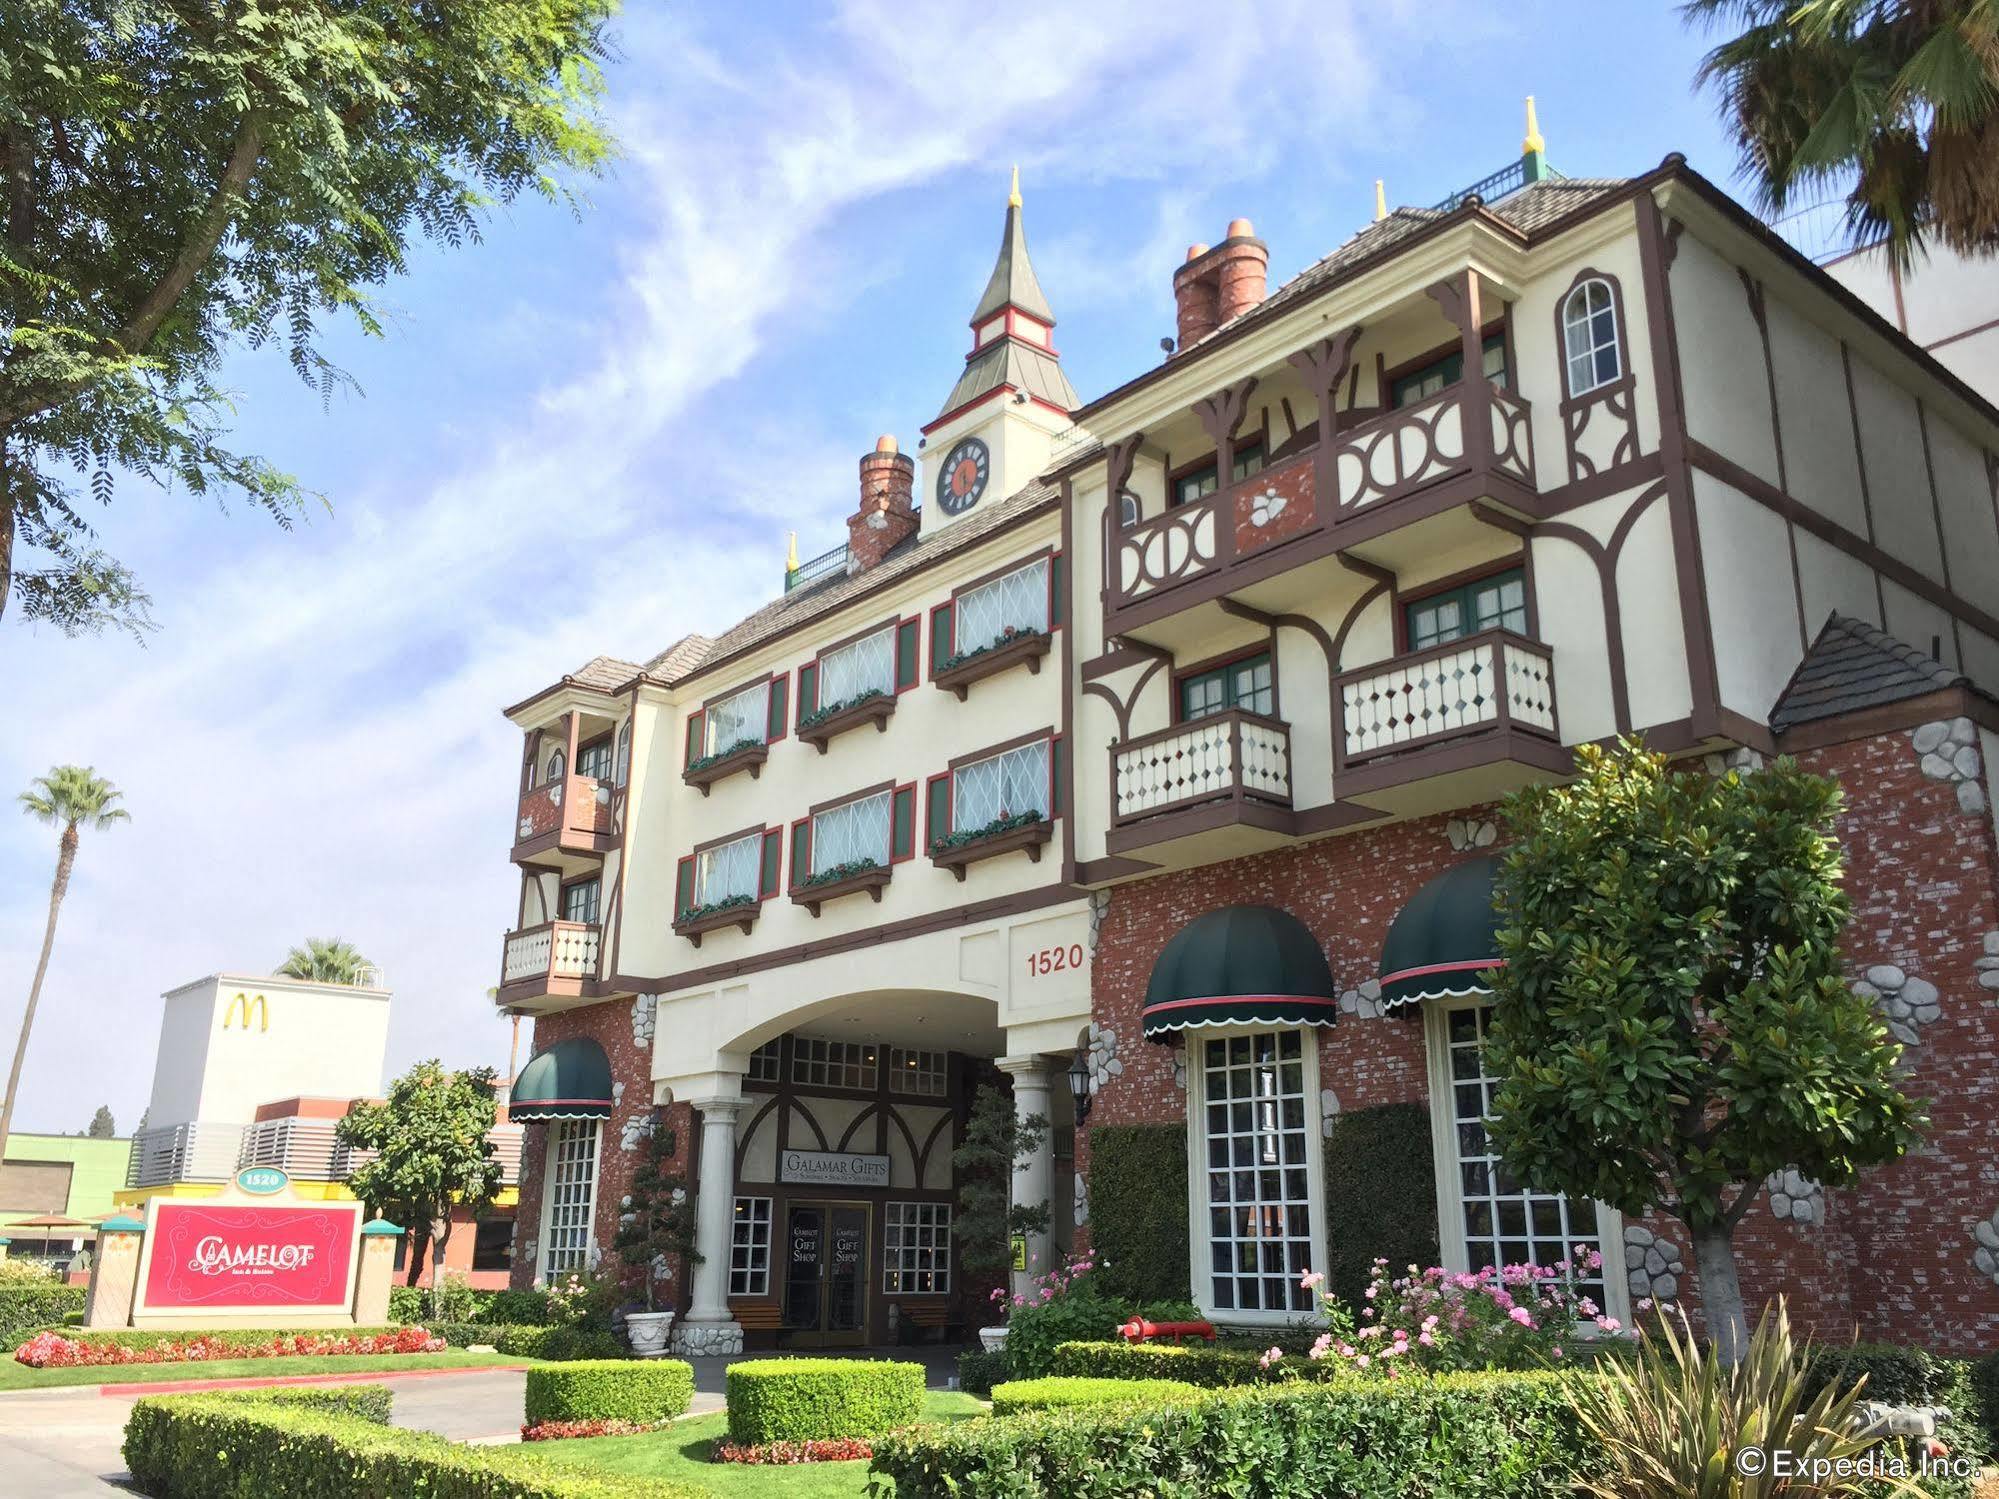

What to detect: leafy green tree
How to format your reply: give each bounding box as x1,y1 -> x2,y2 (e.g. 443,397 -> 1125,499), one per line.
1484,741 -> 1921,1360
4,767 -> 127,1162
609,1121 -> 699,1313
276,937 -> 374,986
85,1104 -> 114,1138
952,1083 -> 1049,1282
0,1 -> 617,638
1686,0 -> 1999,269
337,1059 -> 502,1318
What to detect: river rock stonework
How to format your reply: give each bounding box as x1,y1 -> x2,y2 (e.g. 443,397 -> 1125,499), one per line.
1623,1224 -> 1686,1305
1911,718 -> 1985,816
1766,1169 -> 1826,1227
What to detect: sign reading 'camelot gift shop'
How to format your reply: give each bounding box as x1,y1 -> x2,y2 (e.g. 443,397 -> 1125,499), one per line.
133,1170 -> 364,1316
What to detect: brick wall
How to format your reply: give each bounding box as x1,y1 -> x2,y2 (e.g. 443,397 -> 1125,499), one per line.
1083,727 -> 1999,1353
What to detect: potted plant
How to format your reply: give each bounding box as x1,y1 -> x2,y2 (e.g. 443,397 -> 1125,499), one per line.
951,1083 -> 1048,1352
611,1121 -> 700,1357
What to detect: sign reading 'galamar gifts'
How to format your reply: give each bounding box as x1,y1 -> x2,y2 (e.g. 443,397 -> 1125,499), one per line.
141,1200 -> 360,1311
779,1149 -> 890,1187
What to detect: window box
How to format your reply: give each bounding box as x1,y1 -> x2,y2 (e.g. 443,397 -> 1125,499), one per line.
931,628 -> 1051,700
796,689 -> 896,753
682,739 -> 769,794
672,895 -> 759,946
790,859 -> 892,916
928,814 -> 1052,881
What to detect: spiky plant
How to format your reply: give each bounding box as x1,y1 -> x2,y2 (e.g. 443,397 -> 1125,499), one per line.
276,937 -> 375,986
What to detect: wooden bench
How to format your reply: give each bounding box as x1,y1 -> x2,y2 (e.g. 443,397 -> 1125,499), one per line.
730,1301 -> 783,1331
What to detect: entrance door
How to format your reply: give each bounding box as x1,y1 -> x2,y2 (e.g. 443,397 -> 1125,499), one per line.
783,1202 -> 869,1347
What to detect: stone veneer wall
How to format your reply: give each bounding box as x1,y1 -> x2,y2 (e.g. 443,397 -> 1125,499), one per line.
1078,724 -> 1999,1351
508,994 -> 697,1314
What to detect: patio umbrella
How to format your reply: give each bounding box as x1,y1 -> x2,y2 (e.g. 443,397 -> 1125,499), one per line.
3,1214 -> 94,1231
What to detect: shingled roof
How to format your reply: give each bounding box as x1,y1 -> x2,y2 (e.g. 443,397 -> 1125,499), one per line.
1769,614 -> 1966,732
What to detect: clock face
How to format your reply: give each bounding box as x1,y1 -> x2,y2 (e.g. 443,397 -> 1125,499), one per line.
936,437 -> 990,515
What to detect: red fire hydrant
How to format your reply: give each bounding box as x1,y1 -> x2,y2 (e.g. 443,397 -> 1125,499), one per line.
1118,1318 -> 1217,1344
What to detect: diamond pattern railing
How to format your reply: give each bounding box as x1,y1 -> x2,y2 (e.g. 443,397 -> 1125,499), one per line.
1336,630 -> 1556,769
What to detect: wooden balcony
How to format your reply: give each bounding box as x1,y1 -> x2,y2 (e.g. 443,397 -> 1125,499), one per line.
496,920 -> 602,1009
1106,382 -> 1538,635
1107,710 -> 1300,862
1332,629 -> 1570,812
513,774 -> 614,863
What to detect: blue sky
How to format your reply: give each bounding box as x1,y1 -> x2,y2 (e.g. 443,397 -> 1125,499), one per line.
0,2 -> 1746,1133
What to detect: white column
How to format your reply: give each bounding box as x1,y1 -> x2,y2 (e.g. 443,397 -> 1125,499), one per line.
677,1097 -> 744,1357
999,1055 -> 1056,1295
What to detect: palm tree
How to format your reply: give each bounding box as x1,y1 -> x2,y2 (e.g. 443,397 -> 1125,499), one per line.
4,769 -> 128,1163
1686,1 -> 1999,270
276,937 -> 375,986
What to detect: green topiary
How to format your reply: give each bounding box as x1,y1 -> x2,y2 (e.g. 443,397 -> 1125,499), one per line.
1050,1339 -> 1348,1389
1320,1102 -> 1439,1315
0,1283 -> 87,1342
725,1357 -> 923,1444
1083,1125 -> 1191,1304
957,1348 -> 1009,1398
989,1376 -> 1200,1415
525,1360 -> 693,1425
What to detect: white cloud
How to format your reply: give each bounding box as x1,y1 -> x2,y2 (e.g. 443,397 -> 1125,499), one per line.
0,0 -> 1460,1132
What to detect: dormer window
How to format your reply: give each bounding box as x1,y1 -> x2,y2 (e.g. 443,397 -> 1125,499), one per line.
1561,279 -> 1622,396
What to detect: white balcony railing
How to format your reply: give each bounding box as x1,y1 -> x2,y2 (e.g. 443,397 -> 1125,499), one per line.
1112,710 -> 1292,823
1335,630 -> 1557,767
501,920 -> 600,987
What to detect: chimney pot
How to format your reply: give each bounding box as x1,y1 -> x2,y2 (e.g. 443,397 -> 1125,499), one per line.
1226,217 -> 1254,239
1185,243 -> 1209,262
874,433 -> 898,454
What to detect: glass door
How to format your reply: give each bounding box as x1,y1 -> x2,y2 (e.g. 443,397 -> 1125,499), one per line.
783,1201 -> 870,1347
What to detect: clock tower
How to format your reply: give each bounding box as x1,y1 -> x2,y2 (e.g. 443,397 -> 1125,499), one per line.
919,170 -> 1080,539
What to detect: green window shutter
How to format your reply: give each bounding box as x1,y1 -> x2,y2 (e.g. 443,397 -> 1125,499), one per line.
926,773 -> 952,846
891,784 -> 916,860
767,675 -> 790,741
1049,553 -> 1066,628
675,856 -> 695,916
683,711 -> 703,768
759,829 -> 782,897
797,662 -> 818,722
790,818 -> 811,885
1051,735 -> 1068,816
895,618 -> 920,690
930,603 -> 955,672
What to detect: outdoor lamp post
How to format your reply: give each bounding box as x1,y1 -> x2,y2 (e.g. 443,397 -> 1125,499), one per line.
1067,1053 -> 1093,1125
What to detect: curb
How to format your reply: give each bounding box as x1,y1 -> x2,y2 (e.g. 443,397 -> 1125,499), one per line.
97,1364 -> 531,1397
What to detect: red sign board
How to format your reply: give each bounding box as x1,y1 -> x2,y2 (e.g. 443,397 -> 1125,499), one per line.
141,1201 -> 359,1311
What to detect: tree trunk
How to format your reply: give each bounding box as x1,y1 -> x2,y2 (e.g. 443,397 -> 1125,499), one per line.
404,1224 -> 429,1287
428,1214 -> 452,1320
1691,1224 -> 1750,1365
0,825 -> 75,1163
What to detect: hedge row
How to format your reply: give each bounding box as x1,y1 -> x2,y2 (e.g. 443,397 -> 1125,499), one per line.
1321,1102 -> 1440,1315
957,1348 -> 1009,1398
525,1360 -> 694,1425
1050,1339 -> 1346,1388
1083,1126 -> 1191,1304
387,1285 -> 560,1326
430,1323 -> 623,1361
989,1377 -> 1200,1416
726,1357 -> 924,1445
219,1383 -> 395,1426
872,1370 -> 1590,1499
0,1283 -> 87,1341
122,1392 -> 704,1498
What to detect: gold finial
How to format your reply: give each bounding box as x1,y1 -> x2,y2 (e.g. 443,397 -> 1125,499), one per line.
1008,165 -> 1022,208
1374,179 -> 1387,222
1523,95 -> 1545,155
786,530 -> 798,571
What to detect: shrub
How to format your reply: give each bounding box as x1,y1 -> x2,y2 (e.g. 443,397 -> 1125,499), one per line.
389,1285 -> 426,1323
872,1369 -> 1590,1499
989,1376 -> 1199,1415
725,1357 -> 923,1444
1803,1343 -> 1992,1485
999,1253 -> 1199,1379
0,1282 -> 87,1341
1051,1339 -> 1347,1389
1084,1125 -> 1191,1304
958,1348 -> 1009,1398
225,1383 -> 395,1425
1321,1103 -> 1439,1314
431,1323 -> 622,1360
1975,1352 -> 1999,1454
484,1286 -> 558,1326
123,1393 -> 704,1498
526,1360 -> 693,1425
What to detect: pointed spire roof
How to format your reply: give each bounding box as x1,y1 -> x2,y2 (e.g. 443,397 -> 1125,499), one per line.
971,167 -> 1055,325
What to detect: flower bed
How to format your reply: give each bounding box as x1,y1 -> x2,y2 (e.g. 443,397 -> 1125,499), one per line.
523,1416 -> 671,1442
713,1435 -> 877,1464
16,1325 -> 443,1368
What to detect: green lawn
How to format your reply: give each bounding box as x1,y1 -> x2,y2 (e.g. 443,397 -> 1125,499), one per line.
531,1390 -> 986,1497
0,1349 -> 527,1391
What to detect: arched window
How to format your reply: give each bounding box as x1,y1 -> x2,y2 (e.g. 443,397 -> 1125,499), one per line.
1117,490 -> 1142,529
545,747 -> 566,783
1561,278 -> 1621,396
614,722 -> 631,786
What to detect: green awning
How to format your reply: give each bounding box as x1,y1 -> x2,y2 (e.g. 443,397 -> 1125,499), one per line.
509,1037 -> 613,1121
1377,854 -> 1505,1009
1142,905 -> 1338,1040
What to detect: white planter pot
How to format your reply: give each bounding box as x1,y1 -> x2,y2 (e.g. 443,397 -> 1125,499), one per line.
626,1310 -> 676,1359
978,1325 -> 1009,1354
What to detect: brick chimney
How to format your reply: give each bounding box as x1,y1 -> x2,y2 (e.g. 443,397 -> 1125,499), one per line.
1171,220 -> 1268,351
848,435 -> 918,572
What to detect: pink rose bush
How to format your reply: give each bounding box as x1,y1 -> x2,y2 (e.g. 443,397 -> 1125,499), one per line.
15,1325 -> 445,1368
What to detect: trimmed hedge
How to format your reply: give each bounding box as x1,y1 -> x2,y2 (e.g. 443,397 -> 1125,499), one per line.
526,1360 -> 693,1425
0,1283 -> 86,1342
989,1376 -> 1199,1416
1051,1339 -> 1346,1389
1084,1125 -> 1190,1304
224,1382 -> 395,1425
725,1357 -> 923,1445
122,1392 -> 704,1498
1321,1101 -> 1438,1315
872,1369 -> 1591,1499
388,1285 -> 561,1326
431,1323 -> 622,1360
1004,1292 -> 1200,1380
958,1348 -> 1009,1398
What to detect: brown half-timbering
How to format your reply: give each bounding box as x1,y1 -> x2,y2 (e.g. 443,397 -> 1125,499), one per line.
1735,267 -> 1810,654
1838,344 -> 1892,627
1193,376 -> 1260,494
1555,268 -> 1641,486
